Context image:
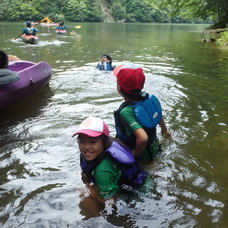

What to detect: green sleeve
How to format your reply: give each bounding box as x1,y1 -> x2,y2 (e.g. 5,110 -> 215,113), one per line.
119,106 -> 142,135
93,157 -> 122,199
120,106 -> 160,162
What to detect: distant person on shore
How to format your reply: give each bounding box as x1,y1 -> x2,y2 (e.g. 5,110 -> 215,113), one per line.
22,21 -> 38,36
202,38 -> 216,42
0,50 -> 20,85
96,55 -> 114,71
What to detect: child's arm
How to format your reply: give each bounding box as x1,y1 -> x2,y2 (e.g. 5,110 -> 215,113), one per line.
8,55 -> 20,61
81,172 -> 91,184
159,117 -> 171,137
80,160 -> 118,216
80,184 -> 114,217
133,128 -> 148,157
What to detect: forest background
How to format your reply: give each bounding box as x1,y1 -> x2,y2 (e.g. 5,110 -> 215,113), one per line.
0,0 -> 227,28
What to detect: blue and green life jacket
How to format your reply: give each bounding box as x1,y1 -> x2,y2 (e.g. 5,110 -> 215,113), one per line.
114,94 -> 162,149
22,27 -> 38,36
80,141 -> 146,186
56,25 -> 66,30
96,62 -> 113,71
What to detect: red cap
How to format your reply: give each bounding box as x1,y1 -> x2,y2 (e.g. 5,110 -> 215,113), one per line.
113,64 -> 145,94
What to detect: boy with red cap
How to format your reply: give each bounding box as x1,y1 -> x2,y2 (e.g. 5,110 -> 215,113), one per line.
73,116 -> 147,216
113,64 -> 171,162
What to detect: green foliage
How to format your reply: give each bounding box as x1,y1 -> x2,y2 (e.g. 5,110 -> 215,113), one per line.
219,31 -> 228,42
0,0 -> 24,21
0,0 -> 102,22
19,2 -> 39,19
64,0 -> 88,21
111,4 -> 126,20
217,31 -> 228,48
63,0 -> 102,22
54,14 -> 65,22
0,0 -> 225,25
221,31 -> 228,41
156,0 -> 228,28
125,0 -> 152,22
85,0 -> 103,22
223,31 -> 228,41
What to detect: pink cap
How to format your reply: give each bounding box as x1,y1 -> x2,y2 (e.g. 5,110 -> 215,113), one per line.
72,116 -> 109,137
113,64 -> 125,77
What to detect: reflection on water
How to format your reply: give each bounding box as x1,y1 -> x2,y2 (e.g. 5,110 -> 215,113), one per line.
0,22 -> 228,227
11,38 -> 68,47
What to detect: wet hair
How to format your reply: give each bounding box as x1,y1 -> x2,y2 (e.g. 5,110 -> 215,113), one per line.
120,88 -> 148,101
101,55 -> 112,64
26,21 -> 31,27
59,21 -> 64,26
0,50 -> 9,69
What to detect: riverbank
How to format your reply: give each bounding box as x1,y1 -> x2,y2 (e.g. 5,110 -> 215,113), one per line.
206,28 -> 228,33
202,28 -> 228,48
217,31 -> 228,47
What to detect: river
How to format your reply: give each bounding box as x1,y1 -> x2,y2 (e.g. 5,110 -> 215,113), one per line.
0,22 -> 228,227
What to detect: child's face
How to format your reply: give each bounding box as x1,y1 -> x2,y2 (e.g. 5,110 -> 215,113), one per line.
78,134 -> 104,161
100,56 -> 109,62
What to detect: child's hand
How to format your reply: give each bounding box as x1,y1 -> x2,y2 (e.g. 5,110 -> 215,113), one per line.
81,172 -> 91,184
8,55 -> 20,61
161,129 -> 171,138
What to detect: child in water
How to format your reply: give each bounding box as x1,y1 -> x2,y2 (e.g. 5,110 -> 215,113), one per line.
56,21 -> 66,31
96,55 -> 114,71
113,64 -> 171,162
73,116 -> 146,216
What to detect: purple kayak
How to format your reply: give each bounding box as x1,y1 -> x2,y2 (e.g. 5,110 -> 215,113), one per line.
0,61 -> 52,109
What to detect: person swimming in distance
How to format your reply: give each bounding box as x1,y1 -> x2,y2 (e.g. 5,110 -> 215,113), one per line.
96,55 -> 114,71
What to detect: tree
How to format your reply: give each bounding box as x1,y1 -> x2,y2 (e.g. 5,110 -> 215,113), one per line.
111,4 -> 126,21
124,0 -> 153,22
157,0 -> 228,28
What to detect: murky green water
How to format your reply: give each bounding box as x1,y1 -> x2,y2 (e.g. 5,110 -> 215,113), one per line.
0,22 -> 228,227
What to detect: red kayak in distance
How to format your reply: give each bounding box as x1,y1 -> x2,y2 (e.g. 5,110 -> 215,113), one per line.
21,34 -> 38,44
56,29 -> 67,34
40,23 -> 59,27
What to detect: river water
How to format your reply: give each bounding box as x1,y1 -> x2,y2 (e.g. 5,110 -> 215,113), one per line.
0,22 -> 228,227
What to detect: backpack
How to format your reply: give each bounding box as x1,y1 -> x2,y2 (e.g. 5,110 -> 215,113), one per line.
131,95 -> 162,129
106,141 -> 146,185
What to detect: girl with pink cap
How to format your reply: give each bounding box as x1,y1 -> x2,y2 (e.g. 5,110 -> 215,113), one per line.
73,116 -> 146,216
